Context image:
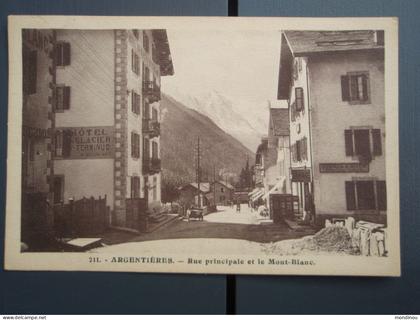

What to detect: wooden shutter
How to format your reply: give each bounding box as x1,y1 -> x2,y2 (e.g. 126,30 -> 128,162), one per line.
345,181 -> 356,210
295,87 -> 304,111
344,130 -> 354,156
361,74 -> 369,101
63,42 -> 71,66
63,86 -> 71,110
130,176 -> 135,198
131,132 -> 135,157
376,180 -> 387,210
372,129 -> 382,156
62,130 -> 72,158
341,75 -> 350,101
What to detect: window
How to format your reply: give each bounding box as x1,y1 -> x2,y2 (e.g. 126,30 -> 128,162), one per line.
131,132 -> 140,158
295,87 -> 304,111
344,129 -> 382,158
143,100 -> 150,119
131,91 -> 140,114
131,49 -> 140,75
55,86 -> 71,111
152,141 -> 158,159
153,176 -> 157,201
221,187 -> 224,193
54,129 -> 72,158
152,108 -> 158,121
341,72 -> 370,104
130,176 -> 140,198
23,48 -> 37,95
53,176 -> 64,204
256,154 -> 262,165
345,180 -> 386,211
143,138 -> 150,159
133,30 -> 139,39
291,137 -> 308,162
143,31 -> 149,52
55,42 -> 71,66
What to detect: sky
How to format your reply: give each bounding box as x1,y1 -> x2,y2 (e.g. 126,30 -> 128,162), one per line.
161,28 -> 287,137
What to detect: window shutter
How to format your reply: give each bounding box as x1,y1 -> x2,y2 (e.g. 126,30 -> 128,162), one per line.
29,50 -> 38,94
55,44 -> 62,66
341,75 -> 350,101
63,86 -> 71,110
344,130 -> 354,156
295,87 -> 304,111
376,180 -> 387,210
130,176 -> 134,198
361,74 -> 369,101
131,132 -> 134,157
62,130 -> 72,158
63,42 -> 71,66
345,181 -> 356,210
372,129 -> 382,156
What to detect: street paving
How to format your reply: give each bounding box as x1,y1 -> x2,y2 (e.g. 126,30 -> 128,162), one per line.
99,204 -> 317,248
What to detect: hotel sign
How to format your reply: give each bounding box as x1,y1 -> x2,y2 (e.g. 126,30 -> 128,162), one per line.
55,126 -> 114,159
319,163 -> 369,173
291,169 -> 311,182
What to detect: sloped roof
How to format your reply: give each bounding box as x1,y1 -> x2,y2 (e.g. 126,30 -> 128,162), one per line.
186,182 -> 210,193
270,108 -> 289,136
278,30 -> 384,99
215,180 -> 235,190
152,29 -> 174,76
283,30 -> 383,56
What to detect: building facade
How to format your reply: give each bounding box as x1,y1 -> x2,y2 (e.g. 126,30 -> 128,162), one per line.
21,29 -> 55,242
278,30 -> 386,225
211,181 -> 234,206
22,29 -> 174,235
265,108 -> 291,196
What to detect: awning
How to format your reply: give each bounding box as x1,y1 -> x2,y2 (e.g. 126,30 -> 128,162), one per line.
248,188 -> 261,197
262,176 -> 286,200
251,190 -> 265,202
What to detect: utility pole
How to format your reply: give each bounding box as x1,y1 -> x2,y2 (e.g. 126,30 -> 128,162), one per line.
213,165 -> 216,208
196,136 -> 201,207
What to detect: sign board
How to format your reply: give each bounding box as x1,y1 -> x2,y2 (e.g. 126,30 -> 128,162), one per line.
55,126 -> 114,159
291,169 -> 311,182
319,162 -> 369,173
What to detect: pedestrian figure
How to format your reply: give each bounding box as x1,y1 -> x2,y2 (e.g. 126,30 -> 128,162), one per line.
236,200 -> 241,213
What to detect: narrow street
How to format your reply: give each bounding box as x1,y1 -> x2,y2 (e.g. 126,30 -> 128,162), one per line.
100,204 -> 317,250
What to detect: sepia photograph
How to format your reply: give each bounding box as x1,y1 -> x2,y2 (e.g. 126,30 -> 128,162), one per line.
5,16 -> 400,276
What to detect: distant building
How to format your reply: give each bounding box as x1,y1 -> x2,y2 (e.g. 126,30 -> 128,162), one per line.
278,30 -> 386,225
178,183 -> 211,208
264,108 -> 291,197
210,181 -> 235,205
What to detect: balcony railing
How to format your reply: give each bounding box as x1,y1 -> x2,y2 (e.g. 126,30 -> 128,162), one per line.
142,81 -> 161,103
142,118 -> 160,138
143,157 -> 161,174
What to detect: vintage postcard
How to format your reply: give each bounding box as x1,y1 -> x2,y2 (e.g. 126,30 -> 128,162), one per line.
5,16 -> 400,276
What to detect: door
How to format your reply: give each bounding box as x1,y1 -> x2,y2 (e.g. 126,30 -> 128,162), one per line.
270,194 -> 293,223
53,176 -> 64,204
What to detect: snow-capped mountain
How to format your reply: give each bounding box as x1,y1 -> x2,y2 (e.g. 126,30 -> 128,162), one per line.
163,88 -> 267,151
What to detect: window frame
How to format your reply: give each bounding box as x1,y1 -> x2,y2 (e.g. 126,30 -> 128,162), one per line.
345,179 -> 387,212
341,71 -> 371,105
54,85 -> 71,112
131,132 -> 140,158
55,41 -> 71,67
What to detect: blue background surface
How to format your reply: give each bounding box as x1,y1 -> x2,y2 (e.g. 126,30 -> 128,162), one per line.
237,0 -> 420,314
1,0 -> 420,314
0,0 -> 227,315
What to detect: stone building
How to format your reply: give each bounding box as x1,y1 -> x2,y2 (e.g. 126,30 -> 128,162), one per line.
22,29 -> 174,234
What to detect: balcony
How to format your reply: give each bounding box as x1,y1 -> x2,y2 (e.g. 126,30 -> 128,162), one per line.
143,157 -> 161,175
142,81 -> 161,103
142,118 -> 160,138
